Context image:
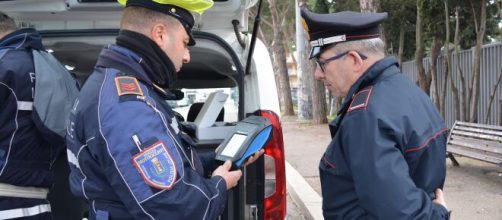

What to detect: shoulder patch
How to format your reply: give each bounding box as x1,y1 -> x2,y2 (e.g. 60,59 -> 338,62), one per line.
347,86 -> 373,113
132,141 -> 177,189
115,76 -> 143,96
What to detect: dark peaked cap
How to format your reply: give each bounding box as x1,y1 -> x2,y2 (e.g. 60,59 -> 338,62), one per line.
301,9 -> 387,58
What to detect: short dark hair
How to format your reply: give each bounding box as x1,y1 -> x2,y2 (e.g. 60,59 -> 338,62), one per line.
0,11 -> 17,35
120,6 -> 179,34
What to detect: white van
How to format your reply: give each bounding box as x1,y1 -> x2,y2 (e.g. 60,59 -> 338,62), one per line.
1,0 -> 286,219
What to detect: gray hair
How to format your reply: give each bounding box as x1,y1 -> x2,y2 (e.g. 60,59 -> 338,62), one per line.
330,38 -> 385,56
0,11 -> 17,35
120,6 -> 179,35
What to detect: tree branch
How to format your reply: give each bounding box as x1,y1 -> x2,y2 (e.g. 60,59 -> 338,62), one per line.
471,1 -> 479,36
249,10 -> 273,29
279,6 -> 290,27
257,26 -> 270,47
484,68 -> 502,124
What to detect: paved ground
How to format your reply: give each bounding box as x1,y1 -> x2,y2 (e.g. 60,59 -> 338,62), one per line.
287,192 -> 309,220
282,116 -> 502,219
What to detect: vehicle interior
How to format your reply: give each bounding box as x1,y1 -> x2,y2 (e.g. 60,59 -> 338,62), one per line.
43,31 -> 244,149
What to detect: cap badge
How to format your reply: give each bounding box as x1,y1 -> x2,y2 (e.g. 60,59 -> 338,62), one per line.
301,18 -> 310,40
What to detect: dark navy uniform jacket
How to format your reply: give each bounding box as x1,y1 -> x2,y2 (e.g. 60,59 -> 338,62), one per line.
0,29 -> 62,211
66,44 -> 227,220
320,57 -> 450,219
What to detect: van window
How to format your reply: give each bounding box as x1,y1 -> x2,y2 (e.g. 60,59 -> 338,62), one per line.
171,88 -> 239,123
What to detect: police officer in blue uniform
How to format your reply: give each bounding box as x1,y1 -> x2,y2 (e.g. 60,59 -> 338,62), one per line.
0,12 -> 65,219
65,0 -> 263,219
301,9 -> 451,219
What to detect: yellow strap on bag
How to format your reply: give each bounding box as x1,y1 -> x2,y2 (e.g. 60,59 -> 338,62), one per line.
117,0 -> 214,14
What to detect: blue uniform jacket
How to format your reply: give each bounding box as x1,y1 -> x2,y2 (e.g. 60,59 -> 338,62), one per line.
66,45 -> 227,219
320,57 -> 450,219
0,28 -> 62,188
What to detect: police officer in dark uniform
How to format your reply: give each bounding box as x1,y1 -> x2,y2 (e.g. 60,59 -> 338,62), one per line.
65,0 -> 263,219
301,9 -> 451,219
0,12 -> 65,219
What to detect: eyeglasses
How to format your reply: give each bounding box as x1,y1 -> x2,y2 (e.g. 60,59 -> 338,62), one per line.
315,51 -> 368,72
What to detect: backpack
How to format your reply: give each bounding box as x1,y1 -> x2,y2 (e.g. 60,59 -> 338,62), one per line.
32,50 -> 79,140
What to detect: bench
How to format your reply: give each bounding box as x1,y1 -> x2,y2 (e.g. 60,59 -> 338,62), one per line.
446,121 -> 502,167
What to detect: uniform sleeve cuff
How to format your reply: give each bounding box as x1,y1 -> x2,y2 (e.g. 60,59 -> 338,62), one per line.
211,176 -> 228,210
212,176 -> 227,192
432,203 -> 450,219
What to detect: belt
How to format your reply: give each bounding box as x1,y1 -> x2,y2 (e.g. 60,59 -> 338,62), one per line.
0,204 -> 51,219
0,183 -> 48,199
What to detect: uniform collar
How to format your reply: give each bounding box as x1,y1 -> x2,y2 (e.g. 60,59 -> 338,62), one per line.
96,44 -> 174,98
335,57 -> 399,117
328,56 -> 399,135
0,28 -> 44,51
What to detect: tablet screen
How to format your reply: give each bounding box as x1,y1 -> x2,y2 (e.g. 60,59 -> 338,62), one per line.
221,133 -> 247,157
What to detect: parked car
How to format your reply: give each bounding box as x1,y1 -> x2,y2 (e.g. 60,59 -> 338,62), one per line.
1,0 -> 286,219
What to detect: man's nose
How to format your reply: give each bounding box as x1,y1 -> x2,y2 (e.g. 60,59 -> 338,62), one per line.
183,51 -> 190,64
314,66 -> 324,80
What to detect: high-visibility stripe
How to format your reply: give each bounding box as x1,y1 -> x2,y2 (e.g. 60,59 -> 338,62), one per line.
67,148 -> 80,169
0,204 -> 51,219
0,183 -> 48,199
16,101 -> 33,111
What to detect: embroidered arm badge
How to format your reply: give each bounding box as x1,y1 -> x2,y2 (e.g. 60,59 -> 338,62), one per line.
115,76 -> 143,96
132,141 -> 177,189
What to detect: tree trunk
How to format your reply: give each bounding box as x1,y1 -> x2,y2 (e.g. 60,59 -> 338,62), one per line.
296,0 -> 312,120
429,37 -> 442,109
330,96 -> 343,117
500,86 -> 502,125
283,23 -> 297,67
257,25 -> 270,49
360,0 -> 386,53
415,0 -> 430,95
484,68 -> 502,124
441,0 -> 451,119
360,0 -> 380,12
268,0 -> 294,116
468,0 -> 486,122
312,73 -> 327,123
450,58 -> 461,121
397,23 -> 405,71
304,0 -> 327,124
328,93 -> 335,116
453,6 -> 467,121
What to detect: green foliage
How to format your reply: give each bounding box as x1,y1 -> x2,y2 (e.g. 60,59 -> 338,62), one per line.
381,0 -> 501,60
381,0 -> 416,60
248,0 -> 296,53
313,0 -> 330,13
450,0 -> 502,49
250,0 -> 501,62
424,0 -> 446,38
421,0 -> 500,51
307,0 -> 359,13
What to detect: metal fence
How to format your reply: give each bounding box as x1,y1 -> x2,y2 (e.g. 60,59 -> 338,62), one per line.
401,42 -> 502,127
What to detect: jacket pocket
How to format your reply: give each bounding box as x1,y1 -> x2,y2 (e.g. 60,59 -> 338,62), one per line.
320,144 -> 350,177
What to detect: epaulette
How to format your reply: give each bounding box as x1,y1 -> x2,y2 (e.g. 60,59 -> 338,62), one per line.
347,86 -> 373,113
114,76 -> 143,96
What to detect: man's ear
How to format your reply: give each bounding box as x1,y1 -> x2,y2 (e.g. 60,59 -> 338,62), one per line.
150,23 -> 168,48
348,51 -> 364,72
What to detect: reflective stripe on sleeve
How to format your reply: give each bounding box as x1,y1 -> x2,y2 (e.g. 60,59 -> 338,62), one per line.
16,101 -> 33,111
0,204 -> 51,219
